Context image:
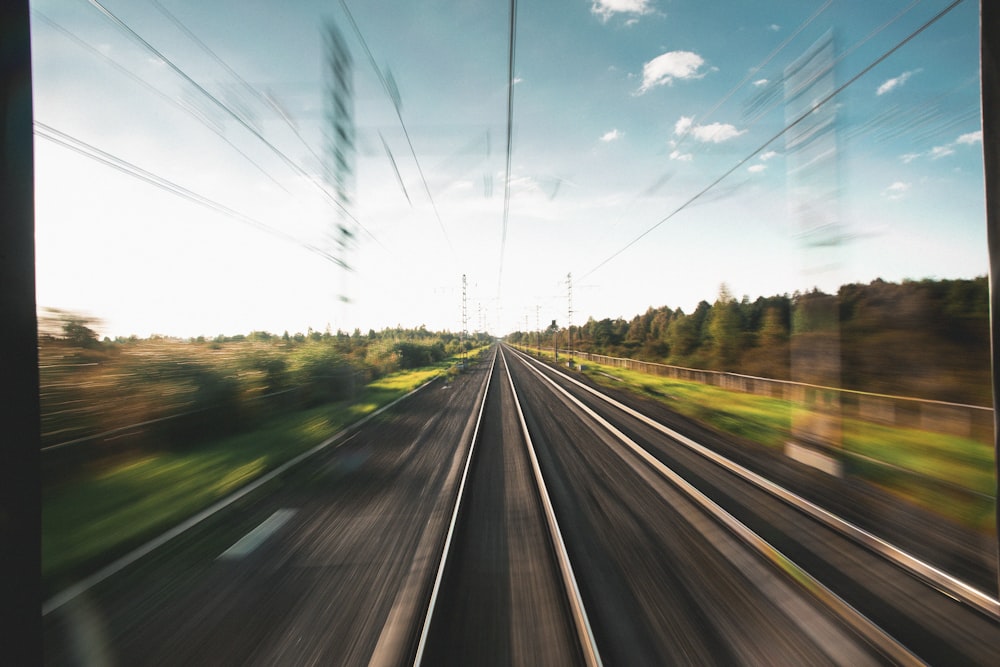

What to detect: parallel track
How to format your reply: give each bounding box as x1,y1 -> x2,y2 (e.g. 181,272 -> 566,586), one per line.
505,344 -> 1000,665
415,346 -> 602,666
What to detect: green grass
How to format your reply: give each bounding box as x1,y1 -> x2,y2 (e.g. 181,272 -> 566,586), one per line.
570,357 -> 996,533
42,361 -> 456,589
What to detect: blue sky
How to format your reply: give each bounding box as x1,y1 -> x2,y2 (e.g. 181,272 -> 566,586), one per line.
30,0 -> 985,337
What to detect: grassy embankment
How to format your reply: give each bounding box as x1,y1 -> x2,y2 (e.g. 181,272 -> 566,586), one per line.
522,347 -> 995,533
43,353 -> 481,591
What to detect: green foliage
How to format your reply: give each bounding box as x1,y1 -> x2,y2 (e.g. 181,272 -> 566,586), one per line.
581,361 -> 995,532
288,342 -> 354,405
39,322 -> 481,468
548,277 -> 989,405
708,283 -> 741,370
42,362 -> 443,589
393,340 -> 446,369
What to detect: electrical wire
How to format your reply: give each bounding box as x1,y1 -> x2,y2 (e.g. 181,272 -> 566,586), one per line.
498,0 -> 517,300
672,0 -> 834,150
147,0 -> 326,170
581,0 -> 966,282
742,0 -> 922,128
33,9 -> 289,193
338,0 -> 455,252
85,0 -> 383,249
35,121 -> 347,269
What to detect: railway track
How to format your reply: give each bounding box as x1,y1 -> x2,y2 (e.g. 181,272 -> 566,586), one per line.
502,344 -> 1000,665
41,344 -> 1000,664
415,346 -> 601,666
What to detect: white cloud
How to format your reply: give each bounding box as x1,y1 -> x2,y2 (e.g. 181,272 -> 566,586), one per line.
506,173 -> 543,193
672,115 -> 745,143
753,78 -> 768,87
639,51 -> 706,92
759,150 -> 778,161
669,149 -> 692,161
899,131 -> 980,163
930,145 -> 955,159
768,24 -> 781,32
876,70 -> 916,96
674,116 -> 693,135
748,164 -> 766,173
882,181 -> 910,200
689,121 -> 745,143
600,128 -> 623,142
957,130 -> 982,145
592,0 -> 653,22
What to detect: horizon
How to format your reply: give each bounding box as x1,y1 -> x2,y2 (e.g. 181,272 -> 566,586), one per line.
31,1 -> 986,339
41,272 -> 988,341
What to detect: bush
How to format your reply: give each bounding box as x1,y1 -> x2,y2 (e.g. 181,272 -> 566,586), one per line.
288,342 -> 354,405
393,341 -> 446,369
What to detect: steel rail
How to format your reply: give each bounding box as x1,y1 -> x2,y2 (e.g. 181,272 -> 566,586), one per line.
499,346 -> 603,667
412,346 -> 499,665
509,345 -> 1000,620
507,346 -> 924,665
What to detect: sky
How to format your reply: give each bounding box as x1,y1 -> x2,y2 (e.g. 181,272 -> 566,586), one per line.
30,0 -> 986,338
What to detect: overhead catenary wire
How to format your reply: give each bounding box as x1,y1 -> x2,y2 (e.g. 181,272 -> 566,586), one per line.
498,0 -> 518,302
32,9 -> 289,193
85,0 -> 384,249
581,0 -> 966,282
671,0 -> 834,151
147,0 -> 326,170
337,0 -> 455,253
35,122 -> 347,269
603,0 -> 837,249
741,0 -> 923,128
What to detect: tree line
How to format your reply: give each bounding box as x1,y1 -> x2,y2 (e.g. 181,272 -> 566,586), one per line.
507,277 -> 990,406
39,310 -> 489,472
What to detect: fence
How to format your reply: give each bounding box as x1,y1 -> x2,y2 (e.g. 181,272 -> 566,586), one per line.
524,346 -> 994,443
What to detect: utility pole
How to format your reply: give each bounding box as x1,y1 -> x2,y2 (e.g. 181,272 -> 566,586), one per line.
324,21 -> 356,316
461,273 -> 468,367
567,272 -> 574,366
536,304 -> 540,356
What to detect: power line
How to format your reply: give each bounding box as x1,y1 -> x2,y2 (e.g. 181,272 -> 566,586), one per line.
32,9 -> 288,193
742,0 -> 922,128
337,0 -> 455,252
147,0 -> 326,169
672,0 -> 834,151
497,0 -> 518,299
610,0 -> 836,249
582,0 -> 966,281
380,131 -> 412,205
35,121 -> 347,269
85,0 -> 383,249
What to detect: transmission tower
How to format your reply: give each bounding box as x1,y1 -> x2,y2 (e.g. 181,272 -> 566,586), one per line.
567,272 -> 574,363
461,274 -> 468,365
324,21 -> 356,308
536,304 -> 540,355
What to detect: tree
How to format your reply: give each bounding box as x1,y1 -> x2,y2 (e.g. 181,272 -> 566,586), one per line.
708,283 -> 741,369
62,318 -> 100,348
666,311 -> 699,359
758,306 -> 789,348
38,308 -> 101,348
